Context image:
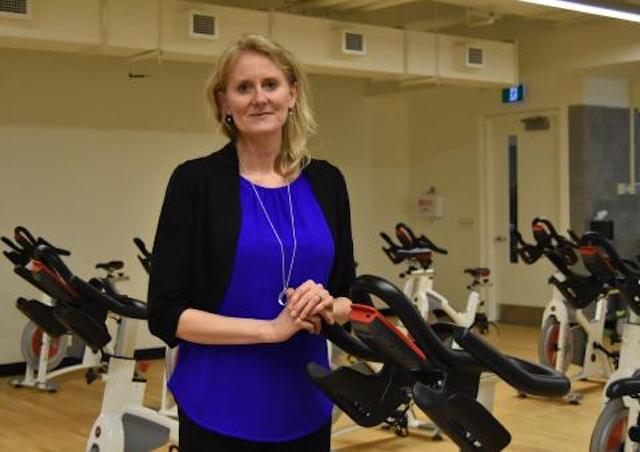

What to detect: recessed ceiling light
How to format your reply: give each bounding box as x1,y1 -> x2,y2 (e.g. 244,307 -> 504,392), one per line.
517,0 -> 640,23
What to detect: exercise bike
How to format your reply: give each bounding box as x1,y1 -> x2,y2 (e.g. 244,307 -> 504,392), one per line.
3,226 -> 178,451
380,223 -> 494,333
333,224 -> 497,441
308,274 -> 570,450
2,227 -> 121,392
516,218 -> 621,403
592,370 -> 640,451
577,232 -> 640,452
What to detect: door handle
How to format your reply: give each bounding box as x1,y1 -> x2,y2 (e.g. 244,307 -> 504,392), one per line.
495,236 -> 507,243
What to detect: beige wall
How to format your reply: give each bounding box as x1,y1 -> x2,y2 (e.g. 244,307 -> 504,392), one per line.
311,77 -> 411,286
0,48 -> 219,362
404,70 -> 587,312
406,85 -> 495,311
403,67 -> 638,315
0,48 -> 410,363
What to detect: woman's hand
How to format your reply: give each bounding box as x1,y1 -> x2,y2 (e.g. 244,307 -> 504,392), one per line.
286,282 -> 354,327
332,297 -> 353,325
285,280 -> 335,324
266,305 -> 323,343
285,280 -> 334,325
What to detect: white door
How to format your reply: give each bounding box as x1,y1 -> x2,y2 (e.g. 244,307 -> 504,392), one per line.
487,113 -> 560,309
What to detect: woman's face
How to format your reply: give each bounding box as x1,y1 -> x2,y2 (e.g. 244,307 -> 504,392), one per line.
219,51 -> 297,140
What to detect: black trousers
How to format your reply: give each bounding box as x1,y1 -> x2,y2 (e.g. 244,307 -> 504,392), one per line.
178,408 -> 332,452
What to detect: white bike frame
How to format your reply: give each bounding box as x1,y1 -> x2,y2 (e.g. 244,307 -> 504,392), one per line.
544,285 -> 613,378
600,311 -> 640,452
541,277 -> 615,403
403,268 -> 484,329
86,315 -> 178,451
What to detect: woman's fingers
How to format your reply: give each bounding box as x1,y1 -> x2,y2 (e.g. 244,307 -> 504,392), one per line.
287,280 -> 316,311
317,307 -> 335,325
310,294 -> 333,316
288,281 -> 327,317
307,315 -> 322,334
298,290 -> 324,319
294,316 -> 320,334
296,288 -> 331,320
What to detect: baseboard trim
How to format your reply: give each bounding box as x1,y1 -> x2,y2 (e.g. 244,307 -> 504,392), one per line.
500,304 -> 544,327
0,356 -> 81,378
0,347 -> 166,378
134,347 -> 166,361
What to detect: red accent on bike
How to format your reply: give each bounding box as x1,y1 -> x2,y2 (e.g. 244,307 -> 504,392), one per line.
31,328 -> 61,359
579,246 -> 598,256
350,304 -> 377,325
29,260 -> 80,299
395,227 -> 412,248
606,417 -> 627,450
545,323 -> 560,366
350,304 -> 426,361
137,361 -> 151,373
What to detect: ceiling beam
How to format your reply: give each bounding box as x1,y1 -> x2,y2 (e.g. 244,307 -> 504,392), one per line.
331,0 -> 387,11
361,0 -> 423,11
287,0 -> 353,11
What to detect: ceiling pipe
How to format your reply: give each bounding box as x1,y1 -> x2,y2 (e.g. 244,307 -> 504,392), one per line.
331,0 -> 390,11
362,0 -> 422,12
76,0 -> 109,56
288,0 -> 354,10
127,0 -> 164,78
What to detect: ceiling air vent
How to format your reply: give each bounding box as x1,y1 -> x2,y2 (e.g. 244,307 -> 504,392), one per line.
342,31 -> 366,56
190,11 -> 218,40
465,45 -> 485,68
0,0 -> 31,19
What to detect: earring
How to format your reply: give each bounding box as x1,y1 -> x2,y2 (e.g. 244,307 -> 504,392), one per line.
225,114 -> 234,126
288,107 -> 294,117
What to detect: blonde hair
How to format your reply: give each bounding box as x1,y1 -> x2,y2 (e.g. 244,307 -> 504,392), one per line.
206,34 -> 316,176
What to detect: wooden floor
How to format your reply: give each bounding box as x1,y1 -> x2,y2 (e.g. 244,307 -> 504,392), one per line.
0,324 -> 605,451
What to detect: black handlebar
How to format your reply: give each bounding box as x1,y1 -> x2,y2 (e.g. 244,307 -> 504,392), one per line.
133,237 -> 152,274
607,376 -> 640,399
3,226 -> 154,355
348,274 -> 569,398
133,237 -> 151,258
3,226 -> 71,259
396,222 -> 448,255
579,231 -> 640,315
516,218 -> 578,267
350,275 -> 477,370
379,223 -> 449,270
453,327 -> 570,397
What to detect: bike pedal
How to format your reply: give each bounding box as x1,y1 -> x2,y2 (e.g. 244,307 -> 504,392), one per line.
629,426 -> 640,442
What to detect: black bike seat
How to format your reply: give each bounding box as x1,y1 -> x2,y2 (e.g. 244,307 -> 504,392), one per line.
95,260 -> 124,272
464,267 -> 491,278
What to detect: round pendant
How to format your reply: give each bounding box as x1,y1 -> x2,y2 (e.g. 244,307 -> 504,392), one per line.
277,290 -> 287,307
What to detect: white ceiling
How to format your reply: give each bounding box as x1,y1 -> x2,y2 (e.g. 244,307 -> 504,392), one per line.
193,0 -> 640,35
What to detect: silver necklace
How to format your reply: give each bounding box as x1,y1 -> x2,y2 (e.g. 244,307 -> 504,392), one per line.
247,175 -> 297,306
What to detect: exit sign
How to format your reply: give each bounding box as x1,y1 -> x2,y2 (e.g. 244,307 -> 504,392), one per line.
502,84 -> 525,103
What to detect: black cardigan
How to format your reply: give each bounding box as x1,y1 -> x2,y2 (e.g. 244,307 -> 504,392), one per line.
147,142 -> 356,348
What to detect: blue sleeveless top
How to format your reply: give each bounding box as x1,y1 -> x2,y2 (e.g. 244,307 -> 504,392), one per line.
168,173 -> 335,442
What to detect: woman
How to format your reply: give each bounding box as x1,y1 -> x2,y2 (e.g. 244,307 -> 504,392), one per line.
148,34 -> 356,451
